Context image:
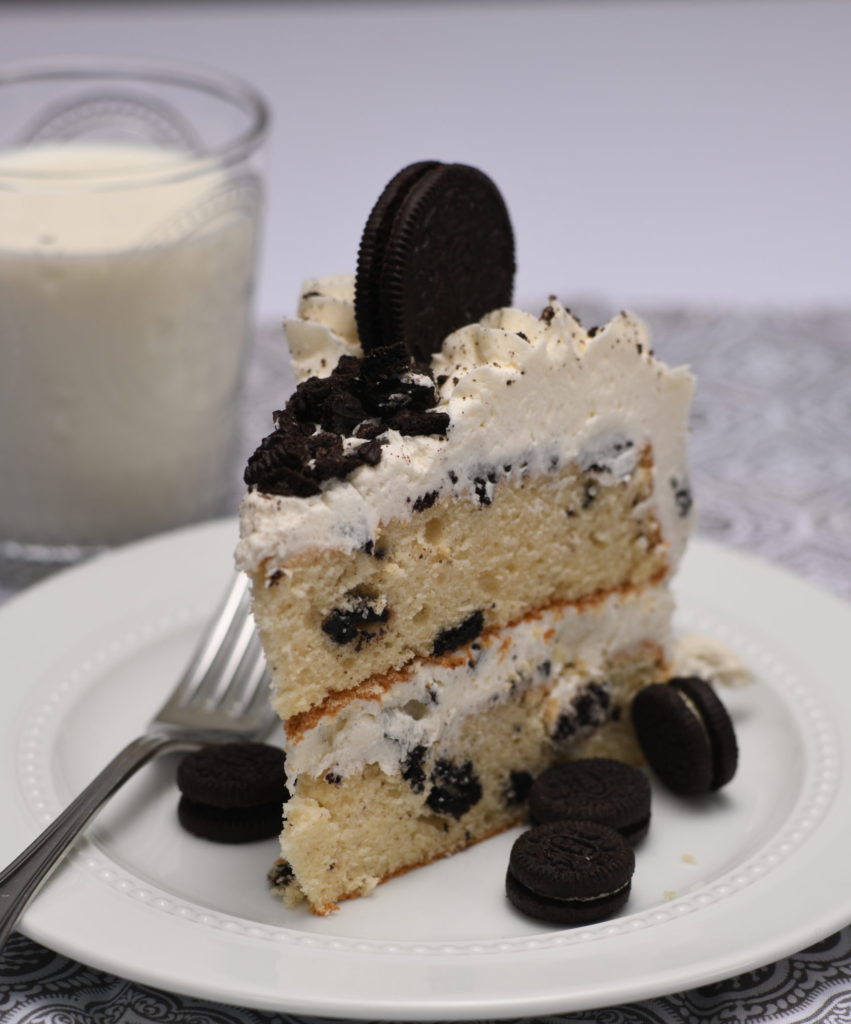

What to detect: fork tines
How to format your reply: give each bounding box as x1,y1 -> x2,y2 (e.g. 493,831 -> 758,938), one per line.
155,573 -> 273,736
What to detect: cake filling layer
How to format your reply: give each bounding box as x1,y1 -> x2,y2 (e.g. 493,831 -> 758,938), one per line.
285,584 -> 674,782
249,451 -> 670,719
278,637 -> 666,914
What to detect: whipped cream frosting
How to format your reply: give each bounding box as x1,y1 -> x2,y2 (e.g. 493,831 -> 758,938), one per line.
236,276 -> 694,573
286,585 -> 674,781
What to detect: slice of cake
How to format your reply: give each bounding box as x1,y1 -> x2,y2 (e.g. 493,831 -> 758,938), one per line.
236,162 -> 695,914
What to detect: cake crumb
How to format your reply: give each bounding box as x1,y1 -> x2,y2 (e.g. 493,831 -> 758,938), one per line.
672,634 -> 753,688
663,890 -> 678,901
681,853 -> 697,865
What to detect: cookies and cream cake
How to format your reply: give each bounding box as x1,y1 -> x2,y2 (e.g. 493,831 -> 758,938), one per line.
236,162 -> 695,914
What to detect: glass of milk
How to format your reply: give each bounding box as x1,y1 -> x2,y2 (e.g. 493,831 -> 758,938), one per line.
0,57 -> 268,586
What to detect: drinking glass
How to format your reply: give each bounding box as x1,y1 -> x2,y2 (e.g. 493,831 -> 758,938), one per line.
0,56 -> 268,586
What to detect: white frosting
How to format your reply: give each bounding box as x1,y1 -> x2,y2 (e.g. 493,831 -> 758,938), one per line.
286,585 -> 674,780
236,276 -> 695,573
285,274 -> 361,376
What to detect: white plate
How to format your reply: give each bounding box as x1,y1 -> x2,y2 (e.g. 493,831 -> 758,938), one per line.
2,519 -> 850,1019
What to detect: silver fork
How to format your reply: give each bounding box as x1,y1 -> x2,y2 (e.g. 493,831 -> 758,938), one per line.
0,572 -> 276,950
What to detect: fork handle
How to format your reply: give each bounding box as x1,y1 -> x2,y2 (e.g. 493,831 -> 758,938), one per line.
0,732 -> 199,950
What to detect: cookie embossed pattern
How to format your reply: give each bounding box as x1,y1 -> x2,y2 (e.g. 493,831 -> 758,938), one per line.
11,573 -> 841,957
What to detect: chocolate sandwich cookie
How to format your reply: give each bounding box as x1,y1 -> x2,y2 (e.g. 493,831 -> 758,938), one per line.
354,160 -> 515,362
528,758 -> 651,844
177,796 -> 282,844
632,676 -> 738,795
506,820 -> 634,925
176,742 -> 287,843
177,742 -> 286,808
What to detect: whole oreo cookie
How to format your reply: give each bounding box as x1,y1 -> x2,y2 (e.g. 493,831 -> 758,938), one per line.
355,161 -> 515,362
528,758 -> 651,845
632,676 -> 738,795
176,743 -> 286,809
506,820 -> 634,925
178,796 -> 282,844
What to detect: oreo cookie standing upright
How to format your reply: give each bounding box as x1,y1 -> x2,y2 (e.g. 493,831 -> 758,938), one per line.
632,676 -> 738,795
354,161 -> 515,363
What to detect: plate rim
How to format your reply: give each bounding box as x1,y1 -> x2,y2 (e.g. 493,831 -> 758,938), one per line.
2,518 -> 851,1018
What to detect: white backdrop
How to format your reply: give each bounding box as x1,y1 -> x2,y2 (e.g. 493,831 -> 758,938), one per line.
3,0 -> 850,321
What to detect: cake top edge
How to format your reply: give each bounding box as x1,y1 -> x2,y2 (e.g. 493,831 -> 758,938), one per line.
236,275 -> 695,574
286,274 -> 690,386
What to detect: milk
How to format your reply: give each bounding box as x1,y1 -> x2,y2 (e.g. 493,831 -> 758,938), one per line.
0,143 -> 262,572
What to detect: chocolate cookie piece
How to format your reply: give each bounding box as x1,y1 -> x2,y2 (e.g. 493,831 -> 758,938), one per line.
432,609 -> 484,657
529,758 -> 651,844
506,820 -> 634,925
176,743 -> 286,809
178,796 -> 282,844
426,758 -> 482,818
243,338 -> 449,498
354,160 -> 515,362
355,160 -> 441,352
631,676 -> 738,795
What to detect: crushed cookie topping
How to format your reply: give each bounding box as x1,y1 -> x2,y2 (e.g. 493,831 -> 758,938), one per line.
244,343 -> 449,497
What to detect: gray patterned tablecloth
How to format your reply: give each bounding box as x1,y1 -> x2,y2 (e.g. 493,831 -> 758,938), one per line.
2,306 -> 851,1023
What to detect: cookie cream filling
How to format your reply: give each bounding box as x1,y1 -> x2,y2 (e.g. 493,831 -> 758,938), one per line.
236,276 -> 694,575
284,585 -> 674,782
525,880 -> 631,904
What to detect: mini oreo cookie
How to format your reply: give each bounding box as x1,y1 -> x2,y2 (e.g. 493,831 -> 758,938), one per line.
178,796 -> 282,844
354,161 -> 515,362
506,820 -> 634,925
528,758 -> 651,845
632,676 -> 738,795
176,743 -> 286,809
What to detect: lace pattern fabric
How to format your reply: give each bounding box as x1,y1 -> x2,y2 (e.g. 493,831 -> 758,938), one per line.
2,306 -> 850,1023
